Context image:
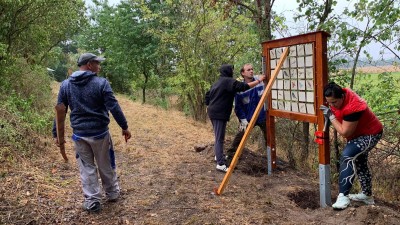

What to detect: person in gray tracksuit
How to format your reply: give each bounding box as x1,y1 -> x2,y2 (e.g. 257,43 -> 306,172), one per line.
52,53 -> 131,213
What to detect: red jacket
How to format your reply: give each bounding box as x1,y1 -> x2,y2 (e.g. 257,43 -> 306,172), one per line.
331,88 -> 383,140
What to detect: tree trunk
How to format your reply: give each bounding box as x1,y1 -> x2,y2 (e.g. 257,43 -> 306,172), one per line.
350,39 -> 364,89
142,68 -> 148,104
300,122 -> 310,162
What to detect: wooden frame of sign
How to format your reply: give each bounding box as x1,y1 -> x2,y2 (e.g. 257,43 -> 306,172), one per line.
262,31 -> 331,207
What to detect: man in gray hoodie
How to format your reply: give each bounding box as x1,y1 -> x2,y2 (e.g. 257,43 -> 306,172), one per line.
52,53 -> 131,213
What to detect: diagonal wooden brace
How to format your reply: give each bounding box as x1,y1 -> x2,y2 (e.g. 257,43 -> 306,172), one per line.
55,103 -> 68,162
214,47 -> 289,195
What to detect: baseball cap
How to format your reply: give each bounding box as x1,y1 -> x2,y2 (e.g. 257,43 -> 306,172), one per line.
77,53 -> 105,66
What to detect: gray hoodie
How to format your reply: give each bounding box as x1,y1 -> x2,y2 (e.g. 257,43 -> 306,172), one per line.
52,70 -> 128,137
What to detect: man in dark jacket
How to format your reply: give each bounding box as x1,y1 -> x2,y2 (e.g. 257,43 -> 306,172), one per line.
52,53 -> 131,212
205,64 -> 264,172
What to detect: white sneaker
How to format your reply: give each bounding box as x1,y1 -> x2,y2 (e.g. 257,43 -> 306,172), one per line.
216,164 -> 229,172
332,193 -> 350,209
348,193 -> 375,205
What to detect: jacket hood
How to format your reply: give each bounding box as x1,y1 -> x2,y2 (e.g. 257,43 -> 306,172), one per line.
219,64 -> 234,77
69,70 -> 97,86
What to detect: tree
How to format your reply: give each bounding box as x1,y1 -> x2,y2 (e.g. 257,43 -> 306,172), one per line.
148,0 -> 258,121
0,0 -> 87,64
81,0 -> 168,101
296,0 -> 400,88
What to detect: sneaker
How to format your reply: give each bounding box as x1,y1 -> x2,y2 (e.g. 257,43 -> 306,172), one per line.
348,193 -> 375,205
332,193 -> 350,210
83,201 -> 101,213
216,164 -> 229,173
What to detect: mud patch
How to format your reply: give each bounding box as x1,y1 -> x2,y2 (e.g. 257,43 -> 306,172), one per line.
288,189 -> 320,210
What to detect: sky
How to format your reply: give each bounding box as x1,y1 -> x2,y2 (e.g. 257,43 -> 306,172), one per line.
273,0 -> 398,60
85,0 -> 399,60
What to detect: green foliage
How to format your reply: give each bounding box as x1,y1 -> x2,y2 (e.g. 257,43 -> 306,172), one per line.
0,57 -> 53,134
331,71 -> 399,129
355,72 -> 400,148
4,91 -> 52,134
81,0 -> 166,97
158,0 -> 259,121
297,0 -> 400,88
45,45 -> 79,82
295,0 -> 337,32
0,0 -> 87,62
0,56 -> 53,162
356,72 -> 399,113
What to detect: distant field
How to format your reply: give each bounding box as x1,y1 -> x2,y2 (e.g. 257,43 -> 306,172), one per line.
355,65 -> 400,73
339,66 -> 400,86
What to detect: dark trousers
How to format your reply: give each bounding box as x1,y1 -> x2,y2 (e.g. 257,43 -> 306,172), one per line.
211,119 -> 227,165
227,121 -> 267,159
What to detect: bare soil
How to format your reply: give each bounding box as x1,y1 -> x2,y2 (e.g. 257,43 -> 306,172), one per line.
1,86 -> 399,224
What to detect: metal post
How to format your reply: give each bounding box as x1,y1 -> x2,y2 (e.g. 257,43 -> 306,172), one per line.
319,164 -> 332,207
267,146 -> 272,175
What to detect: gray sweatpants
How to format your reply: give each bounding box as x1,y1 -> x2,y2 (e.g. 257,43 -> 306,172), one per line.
73,131 -> 120,204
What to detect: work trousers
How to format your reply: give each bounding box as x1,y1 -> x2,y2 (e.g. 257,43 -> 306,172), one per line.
73,131 -> 120,205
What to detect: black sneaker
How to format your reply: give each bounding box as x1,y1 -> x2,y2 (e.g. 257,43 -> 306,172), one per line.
83,201 -> 101,213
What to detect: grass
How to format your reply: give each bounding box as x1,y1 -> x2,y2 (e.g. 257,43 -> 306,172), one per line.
354,71 -> 400,87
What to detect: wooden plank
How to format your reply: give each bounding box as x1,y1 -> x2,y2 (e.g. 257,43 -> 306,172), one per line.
269,110 -> 318,123
55,103 -> 68,162
315,32 -> 330,165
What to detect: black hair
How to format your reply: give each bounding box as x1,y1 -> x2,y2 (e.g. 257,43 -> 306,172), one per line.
323,81 -> 344,98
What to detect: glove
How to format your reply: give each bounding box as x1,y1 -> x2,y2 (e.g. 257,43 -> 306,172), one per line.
319,105 -> 336,121
239,119 -> 248,131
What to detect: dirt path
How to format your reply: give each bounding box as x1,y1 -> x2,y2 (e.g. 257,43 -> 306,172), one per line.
1,92 -> 399,224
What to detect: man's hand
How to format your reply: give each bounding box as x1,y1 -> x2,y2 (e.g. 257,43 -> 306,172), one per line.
239,119 -> 248,131
319,105 -> 336,121
258,75 -> 266,82
122,129 -> 132,142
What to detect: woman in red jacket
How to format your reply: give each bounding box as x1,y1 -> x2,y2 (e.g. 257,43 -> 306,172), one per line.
320,82 -> 383,210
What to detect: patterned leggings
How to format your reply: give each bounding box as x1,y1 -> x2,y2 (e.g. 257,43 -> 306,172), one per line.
339,132 -> 382,196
